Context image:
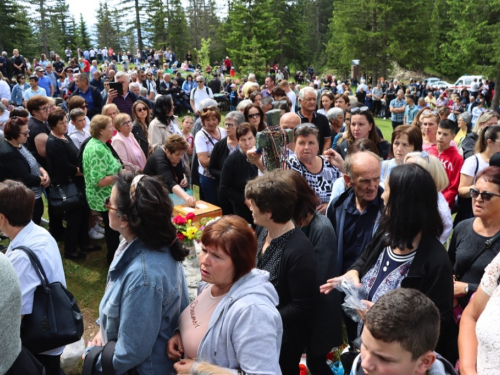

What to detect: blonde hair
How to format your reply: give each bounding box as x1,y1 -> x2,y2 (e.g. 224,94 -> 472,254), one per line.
472,111 -> 500,134
102,103 -> 120,116
113,113 -> 131,132
404,152 -> 449,192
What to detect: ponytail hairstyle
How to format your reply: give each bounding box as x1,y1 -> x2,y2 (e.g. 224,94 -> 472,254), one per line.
114,171 -> 188,261
475,125 -> 500,154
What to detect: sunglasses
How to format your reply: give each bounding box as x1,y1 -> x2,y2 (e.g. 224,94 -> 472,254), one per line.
248,113 -> 261,119
196,80 -> 204,83
80,104 -> 87,109
104,196 -> 117,210
272,100 -> 288,106
136,107 -> 147,113
470,188 -> 500,202
351,106 -> 370,114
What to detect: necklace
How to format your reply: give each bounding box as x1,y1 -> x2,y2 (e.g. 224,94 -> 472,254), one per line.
268,221 -> 292,241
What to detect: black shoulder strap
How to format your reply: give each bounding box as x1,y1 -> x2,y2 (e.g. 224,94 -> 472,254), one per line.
14,246 -> 49,287
458,229 -> 500,279
101,340 -> 117,375
206,87 -> 209,95
82,346 -> 105,375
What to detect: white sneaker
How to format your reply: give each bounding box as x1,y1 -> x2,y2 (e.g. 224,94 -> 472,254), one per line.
89,228 -> 105,240
383,117 -> 386,120
94,224 -> 105,234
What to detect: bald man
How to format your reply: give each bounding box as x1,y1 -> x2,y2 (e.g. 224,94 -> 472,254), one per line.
280,112 -> 301,157
326,151 -> 384,344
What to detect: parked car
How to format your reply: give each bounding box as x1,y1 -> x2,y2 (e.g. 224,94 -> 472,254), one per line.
425,77 -> 441,86
431,81 -> 452,89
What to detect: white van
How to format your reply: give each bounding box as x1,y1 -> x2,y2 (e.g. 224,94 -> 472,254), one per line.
450,75 -> 484,93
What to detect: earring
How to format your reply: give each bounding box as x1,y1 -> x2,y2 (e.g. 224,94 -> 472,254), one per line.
120,225 -> 124,229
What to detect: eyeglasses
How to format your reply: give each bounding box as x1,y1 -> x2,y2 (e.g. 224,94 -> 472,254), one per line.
248,113 -> 261,119
80,104 -> 87,109
122,120 -> 132,125
136,107 -> 147,113
470,188 -> 500,201
40,106 -> 51,112
20,130 -> 30,136
196,80 -> 204,83
104,196 -> 117,210
224,122 -> 236,128
351,106 -> 370,114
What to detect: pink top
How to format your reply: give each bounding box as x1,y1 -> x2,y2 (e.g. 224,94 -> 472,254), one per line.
111,132 -> 147,172
178,285 -> 227,359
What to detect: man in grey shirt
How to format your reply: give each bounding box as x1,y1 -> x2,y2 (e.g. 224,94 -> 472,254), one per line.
372,82 -> 384,117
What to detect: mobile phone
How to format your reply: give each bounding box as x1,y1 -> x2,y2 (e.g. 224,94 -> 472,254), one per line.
109,82 -> 123,96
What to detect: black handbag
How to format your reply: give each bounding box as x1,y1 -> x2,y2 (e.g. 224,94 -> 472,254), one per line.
15,246 -> 84,354
47,182 -> 83,215
82,340 -> 137,375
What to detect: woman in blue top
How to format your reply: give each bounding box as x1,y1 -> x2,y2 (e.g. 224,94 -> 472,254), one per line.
11,74 -> 30,106
182,74 -> 195,94
87,172 -> 189,375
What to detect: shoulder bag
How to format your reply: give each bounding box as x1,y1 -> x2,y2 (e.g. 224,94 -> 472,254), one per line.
82,340 -> 136,375
15,246 -> 84,354
455,229 -> 500,280
47,181 -> 84,215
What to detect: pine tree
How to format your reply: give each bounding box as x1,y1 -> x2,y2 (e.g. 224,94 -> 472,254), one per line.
143,0 -> 167,49
238,36 -> 267,80
117,0 -> 146,51
78,14 -> 91,50
224,0 -> 280,71
95,2 -> 121,50
166,0 -> 191,56
0,0 -> 35,55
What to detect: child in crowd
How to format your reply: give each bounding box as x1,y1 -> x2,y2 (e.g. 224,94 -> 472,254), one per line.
429,119 -> 463,209
68,108 -> 91,149
229,83 -> 238,111
351,288 -> 456,375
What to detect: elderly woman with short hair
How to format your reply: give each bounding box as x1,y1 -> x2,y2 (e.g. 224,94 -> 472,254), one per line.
288,124 -> 343,214
143,134 -> 196,207
456,112 -> 472,151
111,113 -> 147,173
327,107 -> 344,142
0,116 -> 50,224
208,111 -> 245,214
220,123 -> 259,224
245,170 -> 317,375
195,105 -> 226,205
82,115 -> 123,264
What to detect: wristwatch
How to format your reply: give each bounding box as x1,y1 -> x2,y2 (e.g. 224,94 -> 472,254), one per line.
464,284 -> 469,294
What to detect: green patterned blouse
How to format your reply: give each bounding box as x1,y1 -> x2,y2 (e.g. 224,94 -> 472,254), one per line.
82,137 -> 122,211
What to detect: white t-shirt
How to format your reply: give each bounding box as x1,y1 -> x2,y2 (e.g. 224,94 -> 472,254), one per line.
6,221 -> 66,356
69,128 -> 91,149
190,85 -> 214,112
67,116 -> 91,134
194,127 -> 226,177
286,90 -> 296,113
461,153 -> 489,179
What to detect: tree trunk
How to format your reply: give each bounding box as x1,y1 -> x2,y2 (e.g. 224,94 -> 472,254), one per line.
40,0 -> 49,57
135,0 -> 143,51
371,8 -> 377,86
492,65 -> 500,110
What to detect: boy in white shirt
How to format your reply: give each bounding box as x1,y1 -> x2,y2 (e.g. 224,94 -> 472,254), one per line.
68,108 -> 91,149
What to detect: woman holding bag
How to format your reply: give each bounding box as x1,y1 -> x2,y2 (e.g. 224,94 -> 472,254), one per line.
46,108 -> 100,259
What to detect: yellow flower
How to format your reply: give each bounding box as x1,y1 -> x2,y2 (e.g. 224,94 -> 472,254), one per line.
185,226 -> 198,240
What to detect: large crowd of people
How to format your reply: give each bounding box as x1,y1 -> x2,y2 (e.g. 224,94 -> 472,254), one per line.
1,47 -> 500,375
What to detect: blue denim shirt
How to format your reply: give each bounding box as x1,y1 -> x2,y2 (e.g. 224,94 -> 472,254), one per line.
11,83 -> 30,106
97,238 -> 189,375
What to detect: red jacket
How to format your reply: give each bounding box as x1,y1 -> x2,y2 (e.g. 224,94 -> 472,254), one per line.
429,146 -> 464,209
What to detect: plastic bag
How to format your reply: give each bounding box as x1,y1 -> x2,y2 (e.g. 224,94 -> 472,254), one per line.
334,277 -> 368,323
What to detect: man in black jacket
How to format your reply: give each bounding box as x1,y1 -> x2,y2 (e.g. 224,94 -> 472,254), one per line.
71,73 -> 103,119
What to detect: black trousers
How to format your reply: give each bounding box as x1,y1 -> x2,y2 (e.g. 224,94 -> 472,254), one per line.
33,197 -> 44,225
100,210 -> 120,264
33,353 -> 62,375
64,203 -> 90,255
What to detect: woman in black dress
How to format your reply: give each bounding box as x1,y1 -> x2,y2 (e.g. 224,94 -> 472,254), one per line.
46,108 -> 99,259
220,123 -> 258,225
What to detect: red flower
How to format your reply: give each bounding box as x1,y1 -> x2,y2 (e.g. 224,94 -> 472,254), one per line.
185,212 -> 195,220
173,215 -> 187,225
176,232 -> 185,241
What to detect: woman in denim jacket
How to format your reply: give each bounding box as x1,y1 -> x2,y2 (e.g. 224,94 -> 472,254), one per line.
11,74 -> 30,106
88,172 -> 189,375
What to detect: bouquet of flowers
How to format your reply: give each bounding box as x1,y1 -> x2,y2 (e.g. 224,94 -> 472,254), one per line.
172,212 -> 206,243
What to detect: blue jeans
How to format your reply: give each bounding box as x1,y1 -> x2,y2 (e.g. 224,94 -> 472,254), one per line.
199,175 -> 219,206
